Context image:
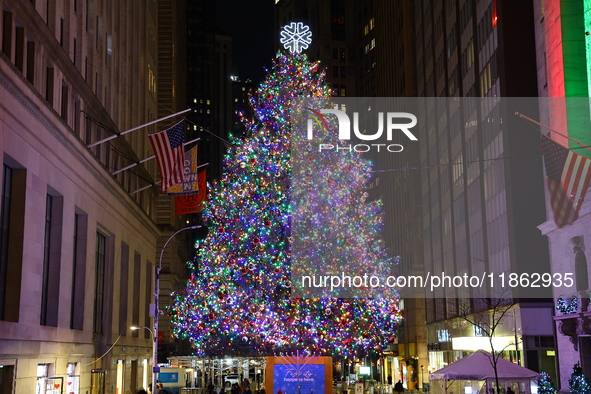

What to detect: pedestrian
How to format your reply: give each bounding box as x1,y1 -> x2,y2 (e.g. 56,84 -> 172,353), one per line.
506,387 -> 515,394
394,380 -> 404,394
244,386 -> 252,394
209,381 -> 216,394
387,376 -> 393,385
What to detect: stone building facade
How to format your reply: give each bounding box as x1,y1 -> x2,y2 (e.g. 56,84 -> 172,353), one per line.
0,0 -> 186,392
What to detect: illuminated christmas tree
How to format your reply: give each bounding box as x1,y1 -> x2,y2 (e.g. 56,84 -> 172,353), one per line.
570,363 -> 591,394
170,51 -> 400,358
537,372 -> 556,394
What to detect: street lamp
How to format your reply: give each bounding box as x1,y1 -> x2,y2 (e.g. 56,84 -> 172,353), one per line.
131,326 -> 155,337
151,225 -> 201,393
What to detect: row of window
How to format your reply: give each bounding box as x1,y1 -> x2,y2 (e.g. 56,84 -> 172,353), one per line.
3,5 -> 157,213
0,163 -> 152,338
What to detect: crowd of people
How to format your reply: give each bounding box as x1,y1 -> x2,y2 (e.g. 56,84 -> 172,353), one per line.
211,379 -> 266,394
134,379 -> 268,394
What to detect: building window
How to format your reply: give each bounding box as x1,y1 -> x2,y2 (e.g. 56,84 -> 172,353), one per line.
61,81 -> 68,121
15,25 -> 24,72
106,33 -> 112,55
74,100 -> 81,137
0,166 -> 12,321
45,64 -> 54,105
147,64 -> 156,96
41,192 -> 63,327
70,212 -> 87,330
332,66 -> 338,78
40,194 -> 53,326
144,261 -> 152,339
93,232 -> 106,334
118,243 -> 129,335
66,363 -> 80,394
132,253 -> 141,337
0,162 -> 25,323
2,10 -> 12,58
26,39 -> 35,84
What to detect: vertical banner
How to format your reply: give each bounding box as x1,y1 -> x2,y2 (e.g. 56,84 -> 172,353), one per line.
167,145 -> 199,195
175,170 -> 207,215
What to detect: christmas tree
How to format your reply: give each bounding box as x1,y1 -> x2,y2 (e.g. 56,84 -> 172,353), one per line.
570,363 -> 591,394
170,52 -> 401,358
537,372 -> 556,394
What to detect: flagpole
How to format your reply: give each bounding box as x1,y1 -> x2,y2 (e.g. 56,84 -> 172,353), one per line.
515,111 -> 591,153
129,163 -> 209,195
112,137 -> 200,175
88,108 -> 192,148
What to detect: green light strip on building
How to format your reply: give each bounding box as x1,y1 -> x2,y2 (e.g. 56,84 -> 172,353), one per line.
561,0 -> 591,158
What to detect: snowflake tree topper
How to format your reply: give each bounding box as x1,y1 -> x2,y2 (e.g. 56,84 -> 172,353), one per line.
280,22 -> 312,53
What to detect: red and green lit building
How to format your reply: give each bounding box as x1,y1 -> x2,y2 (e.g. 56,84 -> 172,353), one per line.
535,0 -> 591,389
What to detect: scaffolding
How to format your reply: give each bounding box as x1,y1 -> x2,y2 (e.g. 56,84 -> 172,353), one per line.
168,356 -> 267,391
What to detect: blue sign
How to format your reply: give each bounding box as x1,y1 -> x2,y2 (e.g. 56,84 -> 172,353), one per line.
159,372 -> 179,383
274,364 -> 325,394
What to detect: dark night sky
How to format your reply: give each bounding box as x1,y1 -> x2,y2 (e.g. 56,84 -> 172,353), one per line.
215,1 -> 276,84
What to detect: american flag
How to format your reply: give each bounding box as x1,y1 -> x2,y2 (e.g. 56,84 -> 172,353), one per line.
541,134 -> 591,228
148,120 -> 185,192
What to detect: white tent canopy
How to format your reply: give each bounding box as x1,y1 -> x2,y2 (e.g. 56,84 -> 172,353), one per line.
431,350 -> 538,380
430,350 -> 539,394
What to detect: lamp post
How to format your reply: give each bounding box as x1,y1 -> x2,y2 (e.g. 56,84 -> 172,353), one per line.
151,225 -> 201,393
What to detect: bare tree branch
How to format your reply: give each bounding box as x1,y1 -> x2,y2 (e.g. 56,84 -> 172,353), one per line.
455,294 -> 520,394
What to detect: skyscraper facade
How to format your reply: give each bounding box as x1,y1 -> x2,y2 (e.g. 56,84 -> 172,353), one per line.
414,0 -> 555,378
